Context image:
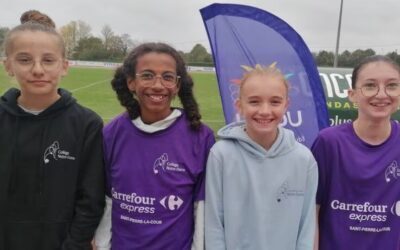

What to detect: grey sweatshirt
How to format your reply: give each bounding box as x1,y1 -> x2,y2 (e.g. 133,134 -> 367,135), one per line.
205,122 -> 317,250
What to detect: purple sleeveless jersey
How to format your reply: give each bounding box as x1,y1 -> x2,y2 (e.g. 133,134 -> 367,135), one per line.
103,113 -> 214,250
312,121 -> 400,250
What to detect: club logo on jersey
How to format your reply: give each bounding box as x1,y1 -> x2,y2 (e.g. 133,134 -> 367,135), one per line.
43,141 -> 75,164
276,181 -> 304,202
153,153 -> 168,174
384,161 -> 400,183
153,153 -> 185,174
160,195 -> 183,211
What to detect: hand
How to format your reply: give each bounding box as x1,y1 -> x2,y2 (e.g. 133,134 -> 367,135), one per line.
91,239 -> 97,250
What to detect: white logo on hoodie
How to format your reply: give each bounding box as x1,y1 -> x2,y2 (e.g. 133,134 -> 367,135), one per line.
43,141 -> 75,164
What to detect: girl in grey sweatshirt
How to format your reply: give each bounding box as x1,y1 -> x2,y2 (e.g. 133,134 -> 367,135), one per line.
205,64 -> 317,250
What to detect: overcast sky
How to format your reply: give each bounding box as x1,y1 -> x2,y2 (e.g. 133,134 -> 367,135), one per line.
1,0 -> 399,54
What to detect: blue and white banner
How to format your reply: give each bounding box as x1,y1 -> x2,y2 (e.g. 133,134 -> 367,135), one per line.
200,3 -> 329,147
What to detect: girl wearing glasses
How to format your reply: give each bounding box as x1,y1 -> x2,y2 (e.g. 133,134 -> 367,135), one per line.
0,10 -> 105,249
312,55 -> 400,250
94,42 -> 215,250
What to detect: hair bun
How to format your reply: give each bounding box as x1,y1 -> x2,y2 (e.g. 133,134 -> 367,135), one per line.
20,10 -> 55,28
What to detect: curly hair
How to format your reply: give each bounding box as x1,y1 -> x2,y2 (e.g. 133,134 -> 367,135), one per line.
111,42 -> 202,130
3,10 -> 65,57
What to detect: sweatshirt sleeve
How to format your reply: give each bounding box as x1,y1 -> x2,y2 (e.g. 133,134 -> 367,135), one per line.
296,155 -> 318,250
94,195 -> 112,250
62,117 -> 106,250
191,201 -> 204,250
205,149 -> 226,250
310,134 -> 328,205
193,131 -> 215,202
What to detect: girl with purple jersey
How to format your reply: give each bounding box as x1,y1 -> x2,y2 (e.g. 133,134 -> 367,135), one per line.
312,55 -> 400,249
94,42 -> 215,250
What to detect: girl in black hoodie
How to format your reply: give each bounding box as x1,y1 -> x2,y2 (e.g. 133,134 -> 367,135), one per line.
0,10 -> 105,250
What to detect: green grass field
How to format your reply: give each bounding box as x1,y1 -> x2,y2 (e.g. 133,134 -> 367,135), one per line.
0,65 -> 225,132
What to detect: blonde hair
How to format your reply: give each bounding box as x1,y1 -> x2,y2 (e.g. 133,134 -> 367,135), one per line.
238,62 -> 290,95
3,10 -> 65,57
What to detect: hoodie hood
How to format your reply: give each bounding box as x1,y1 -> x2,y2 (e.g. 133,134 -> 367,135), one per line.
0,88 -> 76,118
217,121 -> 297,158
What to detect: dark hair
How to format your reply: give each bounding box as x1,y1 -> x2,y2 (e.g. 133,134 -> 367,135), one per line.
351,55 -> 400,88
111,42 -> 202,130
3,10 -> 65,57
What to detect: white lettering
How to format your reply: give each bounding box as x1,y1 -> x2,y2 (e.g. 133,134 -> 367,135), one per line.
120,203 -> 155,214
281,110 -> 303,127
331,200 -> 388,213
320,73 -> 333,98
120,215 -> 162,224
111,188 -> 156,205
329,115 -> 353,126
319,73 -> 352,99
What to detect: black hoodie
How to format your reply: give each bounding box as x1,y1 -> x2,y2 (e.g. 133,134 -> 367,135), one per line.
0,88 -> 105,250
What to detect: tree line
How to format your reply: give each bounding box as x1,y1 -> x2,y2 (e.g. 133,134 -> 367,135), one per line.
313,49 -> 400,68
0,20 -> 213,65
1,21 -> 399,67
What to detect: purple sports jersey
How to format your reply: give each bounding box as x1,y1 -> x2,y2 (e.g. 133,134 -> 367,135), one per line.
103,112 -> 214,250
311,121 -> 400,250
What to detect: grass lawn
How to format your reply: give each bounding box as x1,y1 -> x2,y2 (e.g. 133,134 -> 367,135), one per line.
0,65 -> 226,133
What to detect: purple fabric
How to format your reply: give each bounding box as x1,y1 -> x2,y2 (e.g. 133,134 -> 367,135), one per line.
200,3 -> 329,148
103,112 -> 214,250
312,121 -> 400,250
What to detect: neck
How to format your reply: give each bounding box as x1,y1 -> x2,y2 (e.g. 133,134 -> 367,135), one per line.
141,108 -> 173,124
353,118 -> 391,145
18,92 -> 60,111
246,128 -> 278,150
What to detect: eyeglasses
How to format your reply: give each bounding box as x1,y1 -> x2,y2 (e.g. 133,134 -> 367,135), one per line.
358,83 -> 400,97
14,57 -> 62,72
135,72 -> 180,88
